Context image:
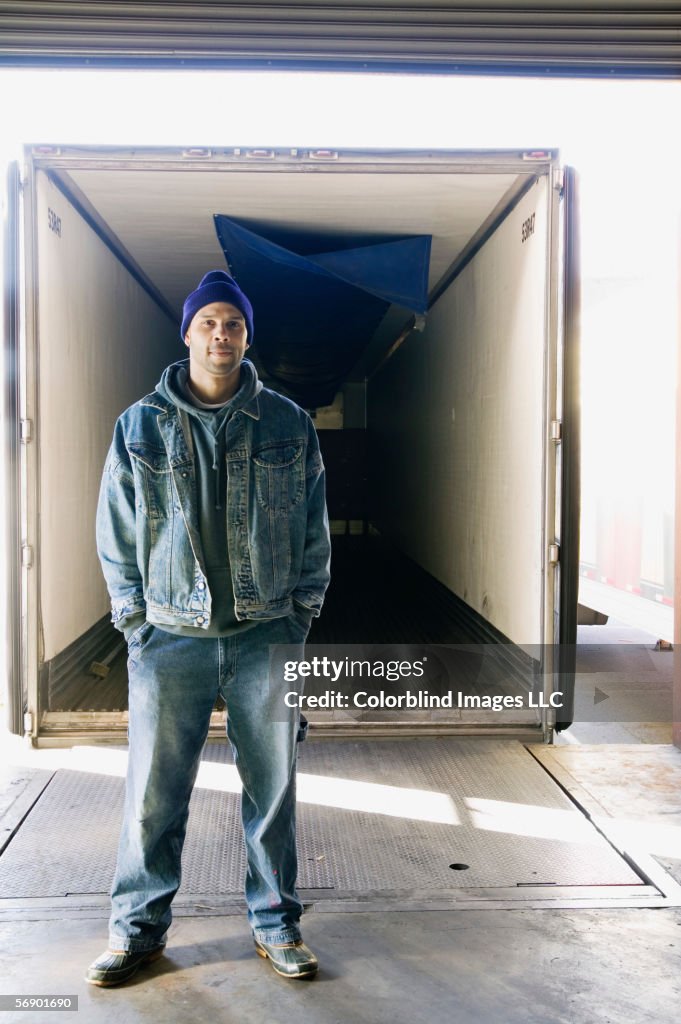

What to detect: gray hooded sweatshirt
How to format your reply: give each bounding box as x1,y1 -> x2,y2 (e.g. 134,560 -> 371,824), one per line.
123,357 -> 261,640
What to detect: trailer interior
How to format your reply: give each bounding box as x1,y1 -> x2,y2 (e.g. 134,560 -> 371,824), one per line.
14,146 -> 575,744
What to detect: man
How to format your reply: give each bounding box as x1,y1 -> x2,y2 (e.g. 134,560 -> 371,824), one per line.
87,270 -> 331,986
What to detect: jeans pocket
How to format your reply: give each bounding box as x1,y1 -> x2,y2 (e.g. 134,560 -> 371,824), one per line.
289,607 -> 312,641
127,620 -> 154,663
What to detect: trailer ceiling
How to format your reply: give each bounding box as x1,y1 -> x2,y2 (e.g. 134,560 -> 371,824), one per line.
1,2 -> 680,77
58,164 -> 529,321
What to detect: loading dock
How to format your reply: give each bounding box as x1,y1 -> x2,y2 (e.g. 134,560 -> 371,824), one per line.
2,737 -> 680,912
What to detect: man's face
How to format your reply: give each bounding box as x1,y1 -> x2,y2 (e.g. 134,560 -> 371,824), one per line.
184,302 -> 249,382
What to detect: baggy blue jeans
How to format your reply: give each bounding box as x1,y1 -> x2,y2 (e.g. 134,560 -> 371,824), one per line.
108,613 -> 309,952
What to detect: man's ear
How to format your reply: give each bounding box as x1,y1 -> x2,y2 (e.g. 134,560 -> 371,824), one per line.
183,332 -> 190,348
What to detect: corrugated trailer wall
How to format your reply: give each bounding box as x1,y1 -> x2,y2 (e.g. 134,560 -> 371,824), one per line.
34,170 -> 177,662
368,177 -> 549,647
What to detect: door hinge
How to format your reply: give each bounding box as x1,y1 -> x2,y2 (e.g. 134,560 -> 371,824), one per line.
548,543 -> 560,565
554,168 -> 565,194
550,420 -> 562,441
23,710 -> 34,736
22,544 -> 33,568
20,419 -> 33,442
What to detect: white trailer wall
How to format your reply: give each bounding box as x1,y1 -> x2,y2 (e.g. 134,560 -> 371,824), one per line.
368,178 -> 549,646
34,170 -> 177,661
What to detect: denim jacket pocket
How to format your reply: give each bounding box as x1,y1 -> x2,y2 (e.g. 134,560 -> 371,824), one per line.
252,441 -> 305,515
128,442 -> 173,520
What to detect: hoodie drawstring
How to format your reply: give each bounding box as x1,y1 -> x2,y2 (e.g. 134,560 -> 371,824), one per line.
213,438 -> 221,510
212,414 -> 233,510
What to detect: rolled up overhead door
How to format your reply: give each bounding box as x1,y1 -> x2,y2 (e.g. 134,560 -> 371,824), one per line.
0,1 -> 680,77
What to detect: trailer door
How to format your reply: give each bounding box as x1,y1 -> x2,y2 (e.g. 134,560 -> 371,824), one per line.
2,160 -> 24,736
552,165 -> 581,732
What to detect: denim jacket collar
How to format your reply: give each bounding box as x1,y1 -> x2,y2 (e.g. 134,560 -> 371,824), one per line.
141,388 -> 261,421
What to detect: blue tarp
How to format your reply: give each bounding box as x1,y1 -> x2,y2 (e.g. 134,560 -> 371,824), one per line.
214,215 -> 432,407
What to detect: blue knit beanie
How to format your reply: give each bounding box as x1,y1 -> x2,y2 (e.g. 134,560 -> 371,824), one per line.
180,270 -> 254,345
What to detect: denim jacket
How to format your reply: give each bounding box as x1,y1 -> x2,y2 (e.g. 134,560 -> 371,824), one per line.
96,368 -> 331,633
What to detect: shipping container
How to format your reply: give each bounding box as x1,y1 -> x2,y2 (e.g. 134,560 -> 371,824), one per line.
3,145 -> 579,745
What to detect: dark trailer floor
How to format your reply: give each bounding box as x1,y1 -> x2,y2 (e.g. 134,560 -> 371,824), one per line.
47,534 -> 531,718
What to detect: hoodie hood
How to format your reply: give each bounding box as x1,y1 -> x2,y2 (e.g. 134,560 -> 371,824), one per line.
156,356 -> 261,421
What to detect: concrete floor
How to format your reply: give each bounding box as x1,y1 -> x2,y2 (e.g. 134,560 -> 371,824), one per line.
1,907 -> 679,1024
